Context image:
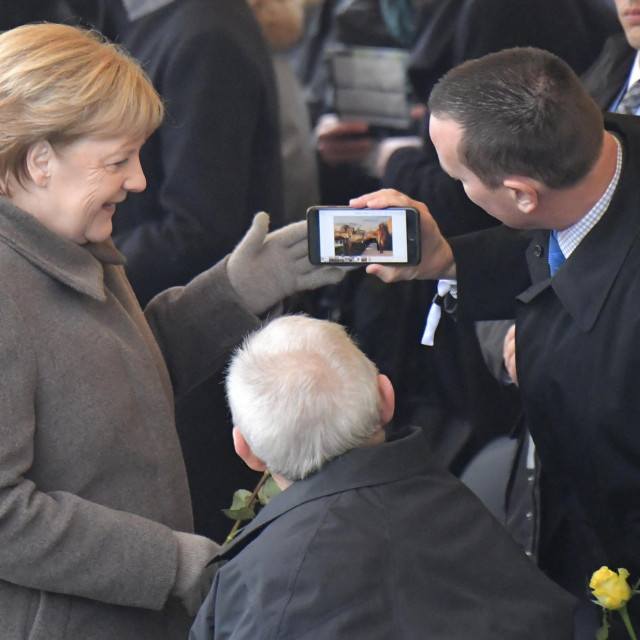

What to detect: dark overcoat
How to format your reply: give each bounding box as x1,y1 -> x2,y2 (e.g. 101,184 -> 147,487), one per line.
191,428 -> 576,640
450,114 -> 640,600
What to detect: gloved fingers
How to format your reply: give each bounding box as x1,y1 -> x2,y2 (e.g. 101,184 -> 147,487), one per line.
298,265 -> 346,289
292,254 -> 344,279
290,252 -> 317,274
286,239 -> 310,261
266,233 -> 308,263
236,211 -> 270,254
317,266 -> 346,284
268,220 -> 307,249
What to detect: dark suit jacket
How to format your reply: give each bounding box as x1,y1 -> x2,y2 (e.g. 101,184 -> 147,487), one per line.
111,0 -> 284,307
449,114 -> 640,603
190,427 -> 576,640
581,33 -> 636,110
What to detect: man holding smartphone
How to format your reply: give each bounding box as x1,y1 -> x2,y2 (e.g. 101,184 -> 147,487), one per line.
352,46 -> 640,638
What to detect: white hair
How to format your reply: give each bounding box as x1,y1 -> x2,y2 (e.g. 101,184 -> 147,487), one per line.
226,315 -> 381,481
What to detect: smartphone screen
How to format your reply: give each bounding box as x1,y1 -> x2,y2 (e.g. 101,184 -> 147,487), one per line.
307,206 -> 420,265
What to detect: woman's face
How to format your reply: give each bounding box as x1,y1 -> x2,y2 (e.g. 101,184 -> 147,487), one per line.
38,135 -> 147,244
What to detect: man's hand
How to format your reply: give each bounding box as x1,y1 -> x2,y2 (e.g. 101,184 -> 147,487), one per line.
315,114 -> 376,165
349,188 -> 456,282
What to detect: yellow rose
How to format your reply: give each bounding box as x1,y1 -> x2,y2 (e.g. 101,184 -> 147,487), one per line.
590,566 -> 632,610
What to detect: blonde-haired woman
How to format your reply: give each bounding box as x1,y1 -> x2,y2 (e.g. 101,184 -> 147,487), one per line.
0,22 -> 341,640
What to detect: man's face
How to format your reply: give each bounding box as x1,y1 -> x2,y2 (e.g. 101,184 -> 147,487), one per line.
616,0 -> 640,50
429,115 -> 532,228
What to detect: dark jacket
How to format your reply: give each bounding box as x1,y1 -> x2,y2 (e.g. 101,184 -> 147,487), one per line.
450,114 -> 640,604
581,32 -> 637,110
191,427 -> 576,640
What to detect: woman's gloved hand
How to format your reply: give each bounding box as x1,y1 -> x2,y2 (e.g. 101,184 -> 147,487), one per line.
228,212 -> 345,315
171,532 -> 220,616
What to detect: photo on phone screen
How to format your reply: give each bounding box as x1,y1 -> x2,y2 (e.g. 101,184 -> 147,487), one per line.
307,206 -> 420,266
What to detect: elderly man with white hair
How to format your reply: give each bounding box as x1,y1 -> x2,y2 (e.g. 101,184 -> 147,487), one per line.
190,314 -> 576,640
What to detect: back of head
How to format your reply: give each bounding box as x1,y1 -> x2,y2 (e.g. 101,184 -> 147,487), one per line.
226,315 -> 381,482
428,47 -> 604,189
0,22 -> 163,195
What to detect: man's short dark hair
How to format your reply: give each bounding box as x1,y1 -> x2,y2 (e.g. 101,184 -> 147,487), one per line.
428,47 -> 604,189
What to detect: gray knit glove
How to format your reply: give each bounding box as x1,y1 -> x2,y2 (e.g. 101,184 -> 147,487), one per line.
171,532 -> 220,616
227,212 -> 345,315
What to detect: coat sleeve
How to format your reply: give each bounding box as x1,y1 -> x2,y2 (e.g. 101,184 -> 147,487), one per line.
143,257 -> 263,400
449,225 -> 533,320
0,290 -> 179,610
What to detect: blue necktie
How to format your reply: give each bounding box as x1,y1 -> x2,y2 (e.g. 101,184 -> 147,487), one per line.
548,230 -> 565,276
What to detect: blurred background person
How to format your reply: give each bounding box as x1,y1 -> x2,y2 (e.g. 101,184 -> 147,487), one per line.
248,0 -> 320,225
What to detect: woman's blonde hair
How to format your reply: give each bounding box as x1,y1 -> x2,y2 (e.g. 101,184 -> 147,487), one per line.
0,22 -> 164,194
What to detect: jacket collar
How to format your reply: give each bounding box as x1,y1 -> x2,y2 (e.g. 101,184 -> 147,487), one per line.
215,426 -> 431,560
0,196 -> 126,302
518,114 -> 640,332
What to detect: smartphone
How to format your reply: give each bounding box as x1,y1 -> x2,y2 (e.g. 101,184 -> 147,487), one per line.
307,206 -> 421,266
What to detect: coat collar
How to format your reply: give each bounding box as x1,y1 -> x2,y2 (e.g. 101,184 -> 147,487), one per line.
0,196 -> 126,302
215,426 -> 431,561
518,114 -> 640,332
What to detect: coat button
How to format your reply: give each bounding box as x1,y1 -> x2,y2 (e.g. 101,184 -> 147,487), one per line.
534,244 -> 543,258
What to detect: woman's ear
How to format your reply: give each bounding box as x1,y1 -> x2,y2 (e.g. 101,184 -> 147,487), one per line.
26,140 -> 53,187
377,374 -> 395,427
232,427 -> 267,472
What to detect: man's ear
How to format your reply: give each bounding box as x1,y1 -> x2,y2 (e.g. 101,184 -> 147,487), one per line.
503,177 -> 539,214
232,427 -> 267,472
25,140 -> 54,188
377,374 -> 395,427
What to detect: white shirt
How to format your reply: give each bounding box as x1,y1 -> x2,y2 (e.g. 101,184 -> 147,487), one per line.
556,135 -> 622,258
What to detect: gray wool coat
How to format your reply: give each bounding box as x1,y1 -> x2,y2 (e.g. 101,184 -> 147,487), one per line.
0,197 -> 261,640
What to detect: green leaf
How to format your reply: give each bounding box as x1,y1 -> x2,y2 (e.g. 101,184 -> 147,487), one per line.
228,489 -> 253,510
222,506 -> 256,522
258,476 -> 281,506
222,489 -> 256,522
